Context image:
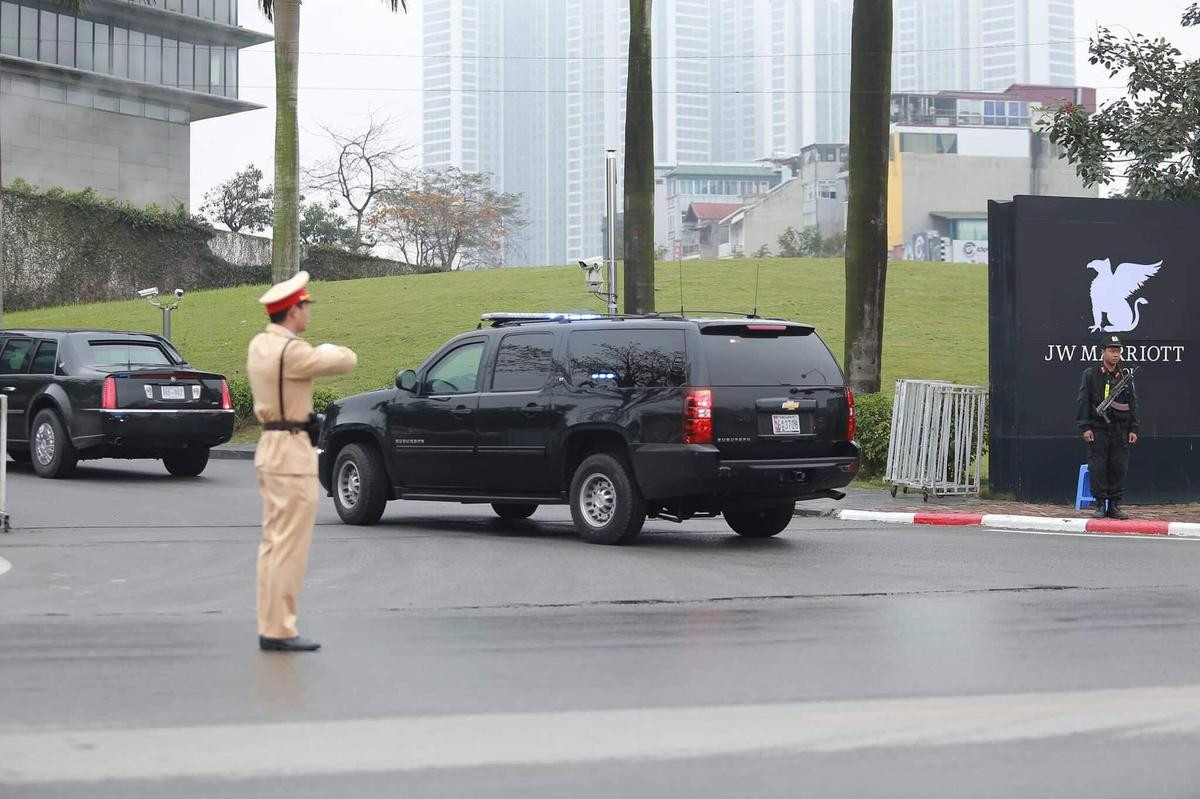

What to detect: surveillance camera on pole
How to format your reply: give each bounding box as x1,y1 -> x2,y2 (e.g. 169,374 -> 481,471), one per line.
137,286 -> 184,341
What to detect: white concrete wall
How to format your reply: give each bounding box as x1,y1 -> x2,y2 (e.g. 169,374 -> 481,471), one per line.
0,82 -> 188,209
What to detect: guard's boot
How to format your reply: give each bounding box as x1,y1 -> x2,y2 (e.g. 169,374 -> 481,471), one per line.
1091,501 -> 1108,519
1107,503 -> 1130,521
259,635 -> 321,652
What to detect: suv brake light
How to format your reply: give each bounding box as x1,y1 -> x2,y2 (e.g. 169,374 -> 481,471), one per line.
683,388 -> 713,445
101,376 -> 117,409
846,387 -> 856,441
220,379 -> 233,411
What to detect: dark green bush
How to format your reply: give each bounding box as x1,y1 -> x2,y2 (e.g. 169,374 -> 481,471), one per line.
853,392 -> 893,477
227,374 -> 340,428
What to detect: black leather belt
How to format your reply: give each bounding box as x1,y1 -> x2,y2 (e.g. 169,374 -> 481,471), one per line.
262,420 -> 308,432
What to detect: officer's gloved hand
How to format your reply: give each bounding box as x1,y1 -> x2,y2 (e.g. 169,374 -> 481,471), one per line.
315,343 -> 339,353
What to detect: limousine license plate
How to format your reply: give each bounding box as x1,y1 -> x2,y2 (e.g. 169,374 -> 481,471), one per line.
161,385 -> 186,400
771,414 -> 802,435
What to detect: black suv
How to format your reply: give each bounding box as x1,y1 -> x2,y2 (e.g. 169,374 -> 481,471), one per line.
318,313 -> 859,544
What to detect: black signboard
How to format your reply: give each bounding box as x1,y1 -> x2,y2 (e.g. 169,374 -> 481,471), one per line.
989,195 -> 1200,503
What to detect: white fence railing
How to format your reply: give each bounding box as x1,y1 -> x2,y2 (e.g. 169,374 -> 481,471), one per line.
1,394 -> 8,531
885,379 -> 987,501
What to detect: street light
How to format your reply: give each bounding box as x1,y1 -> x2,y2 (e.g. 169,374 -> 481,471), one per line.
138,287 -> 185,341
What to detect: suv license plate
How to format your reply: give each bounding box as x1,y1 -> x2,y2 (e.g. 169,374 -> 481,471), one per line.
771,414 -> 802,435
161,386 -> 186,400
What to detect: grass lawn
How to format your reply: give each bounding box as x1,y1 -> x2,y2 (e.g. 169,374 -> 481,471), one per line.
8,258 -> 988,398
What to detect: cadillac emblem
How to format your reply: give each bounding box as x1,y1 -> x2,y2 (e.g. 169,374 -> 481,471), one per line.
781,400 -> 800,411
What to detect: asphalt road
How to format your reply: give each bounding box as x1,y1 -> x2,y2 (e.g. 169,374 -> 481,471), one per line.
2,457 -> 1200,797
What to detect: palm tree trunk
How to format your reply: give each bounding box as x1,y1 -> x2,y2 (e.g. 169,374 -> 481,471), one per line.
271,0 -> 301,283
843,0 -> 892,394
623,0 -> 655,315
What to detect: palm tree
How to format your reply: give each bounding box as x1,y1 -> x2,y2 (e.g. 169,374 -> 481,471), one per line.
623,0 -> 655,315
843,0 -> 892,394
257,1 -> 406,284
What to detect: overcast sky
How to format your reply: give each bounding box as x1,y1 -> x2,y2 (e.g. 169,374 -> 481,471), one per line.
189,0 -> 1200,211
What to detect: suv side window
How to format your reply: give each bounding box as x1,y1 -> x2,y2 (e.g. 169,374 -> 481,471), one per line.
424,341 -> 486,395
567,330 -> 686,389
491,333 -> 554,392
30,340 -> 59,375
0,338 -> 33,375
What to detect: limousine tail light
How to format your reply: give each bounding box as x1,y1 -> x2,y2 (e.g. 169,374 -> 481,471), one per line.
220,379 -> 233,411
846,387 -> 856,442
101,376 -> 117,410
683,388 -> 713,445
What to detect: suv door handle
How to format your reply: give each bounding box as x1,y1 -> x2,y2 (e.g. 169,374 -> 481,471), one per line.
1,387 -> 14,393
522,403 -> 545,416
451,405 -> 473,416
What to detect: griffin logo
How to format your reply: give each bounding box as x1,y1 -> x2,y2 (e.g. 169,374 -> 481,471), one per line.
1087,258 -> 1162,333
781,400 -> 800,411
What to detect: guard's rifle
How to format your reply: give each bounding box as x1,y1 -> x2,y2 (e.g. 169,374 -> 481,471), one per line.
1096,365 -> 1138,424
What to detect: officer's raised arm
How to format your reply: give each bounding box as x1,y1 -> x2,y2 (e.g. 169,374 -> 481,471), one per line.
283,339 -> 358,379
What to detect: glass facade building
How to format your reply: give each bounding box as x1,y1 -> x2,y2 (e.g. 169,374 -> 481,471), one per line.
0,0 -> 269,207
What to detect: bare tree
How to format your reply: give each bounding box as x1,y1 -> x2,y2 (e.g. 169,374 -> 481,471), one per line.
304,117 -> 412,253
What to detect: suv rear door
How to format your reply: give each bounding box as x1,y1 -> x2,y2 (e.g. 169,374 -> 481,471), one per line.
476,331 -> 558,492
697,322 -> 850,461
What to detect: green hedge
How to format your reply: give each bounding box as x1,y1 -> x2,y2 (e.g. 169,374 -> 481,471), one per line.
227,375 -> 340,429
854,392 -> 893,477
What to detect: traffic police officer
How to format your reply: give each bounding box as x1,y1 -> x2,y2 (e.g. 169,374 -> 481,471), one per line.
1076,333 -> 1139,520
248,271 -> 357,652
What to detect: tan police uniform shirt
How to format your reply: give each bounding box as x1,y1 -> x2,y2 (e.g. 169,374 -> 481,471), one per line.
246,324 -> 358,475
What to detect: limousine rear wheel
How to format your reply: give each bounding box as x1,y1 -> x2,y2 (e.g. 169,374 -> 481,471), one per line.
333,443 -> 388,526
163,446 -> 210,477
30,409 -> 78,479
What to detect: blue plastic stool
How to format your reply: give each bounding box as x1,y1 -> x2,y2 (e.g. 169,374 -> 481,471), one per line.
1074,464 -> 1096,510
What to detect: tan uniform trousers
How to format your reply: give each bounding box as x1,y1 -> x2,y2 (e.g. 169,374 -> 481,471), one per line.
256,468 -> 319,639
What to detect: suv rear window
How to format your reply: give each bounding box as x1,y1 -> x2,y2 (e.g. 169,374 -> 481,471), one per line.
87,342 -> 174,367
568,329 -> 686,388
701,325 -> 842,387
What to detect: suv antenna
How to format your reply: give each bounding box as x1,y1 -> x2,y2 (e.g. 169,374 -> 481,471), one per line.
751,262 -> 762,318
678,261 -> 685,316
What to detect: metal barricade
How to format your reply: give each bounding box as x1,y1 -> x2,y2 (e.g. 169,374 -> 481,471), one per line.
885,379 -> 987,501
1,394 -> 8,531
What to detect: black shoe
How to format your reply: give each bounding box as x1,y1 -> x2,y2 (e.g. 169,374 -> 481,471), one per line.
1107,504 -> 1130,521
259,635 -> 321,652
1091,503 -> 1108,519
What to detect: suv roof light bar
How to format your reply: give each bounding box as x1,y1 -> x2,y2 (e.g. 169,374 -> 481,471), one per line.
479,311 -> 689,328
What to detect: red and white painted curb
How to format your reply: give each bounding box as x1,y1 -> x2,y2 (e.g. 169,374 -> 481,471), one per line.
835,509 -> 1200,538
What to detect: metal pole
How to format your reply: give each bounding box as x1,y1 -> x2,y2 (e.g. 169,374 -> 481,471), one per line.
1,394 -> 8,532
162,306 -> 171,342
605,149 -> 618,315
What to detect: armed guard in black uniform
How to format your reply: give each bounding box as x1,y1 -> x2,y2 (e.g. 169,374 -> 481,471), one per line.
1076,333 -> 1139,520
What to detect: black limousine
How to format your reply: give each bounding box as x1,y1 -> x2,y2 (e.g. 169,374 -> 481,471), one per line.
1,329 -> 234,478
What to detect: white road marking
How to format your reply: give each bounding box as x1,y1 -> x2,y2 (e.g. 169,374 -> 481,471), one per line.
1,685 -> 1199,784
990,528 -> 1200,542
0,556 -> 10,577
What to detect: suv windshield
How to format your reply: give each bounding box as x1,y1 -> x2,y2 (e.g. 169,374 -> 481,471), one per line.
701,325 -> 842,387
87,342 -> 174,367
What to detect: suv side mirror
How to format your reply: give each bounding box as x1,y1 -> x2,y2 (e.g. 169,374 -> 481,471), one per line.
396,369 -> 419,392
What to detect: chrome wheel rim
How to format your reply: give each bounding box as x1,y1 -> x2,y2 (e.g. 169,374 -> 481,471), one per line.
34,422 -> 55,466
579,473 -> 617,529
337,460 -> 361,509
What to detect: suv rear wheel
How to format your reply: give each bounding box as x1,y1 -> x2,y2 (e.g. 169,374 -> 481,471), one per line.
333,443 -> 388,525
30,409 -> 78,479
569,453 -> 646,545
492,503 -> 537,520
724,502 -> 795,538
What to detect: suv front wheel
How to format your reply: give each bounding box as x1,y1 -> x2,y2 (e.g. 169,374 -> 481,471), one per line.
724,502 -> 796,538
332,443 -> 388,525
569,453 -> 646,545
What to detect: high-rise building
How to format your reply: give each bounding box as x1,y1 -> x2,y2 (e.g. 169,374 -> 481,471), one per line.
893,0 -> 1075,93
0,0 -> 269,209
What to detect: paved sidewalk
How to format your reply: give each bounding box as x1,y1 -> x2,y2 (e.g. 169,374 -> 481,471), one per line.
796,485 -> 1200,526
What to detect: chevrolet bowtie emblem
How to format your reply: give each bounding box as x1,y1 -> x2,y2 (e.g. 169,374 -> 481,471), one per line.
782,400 -> 800,411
